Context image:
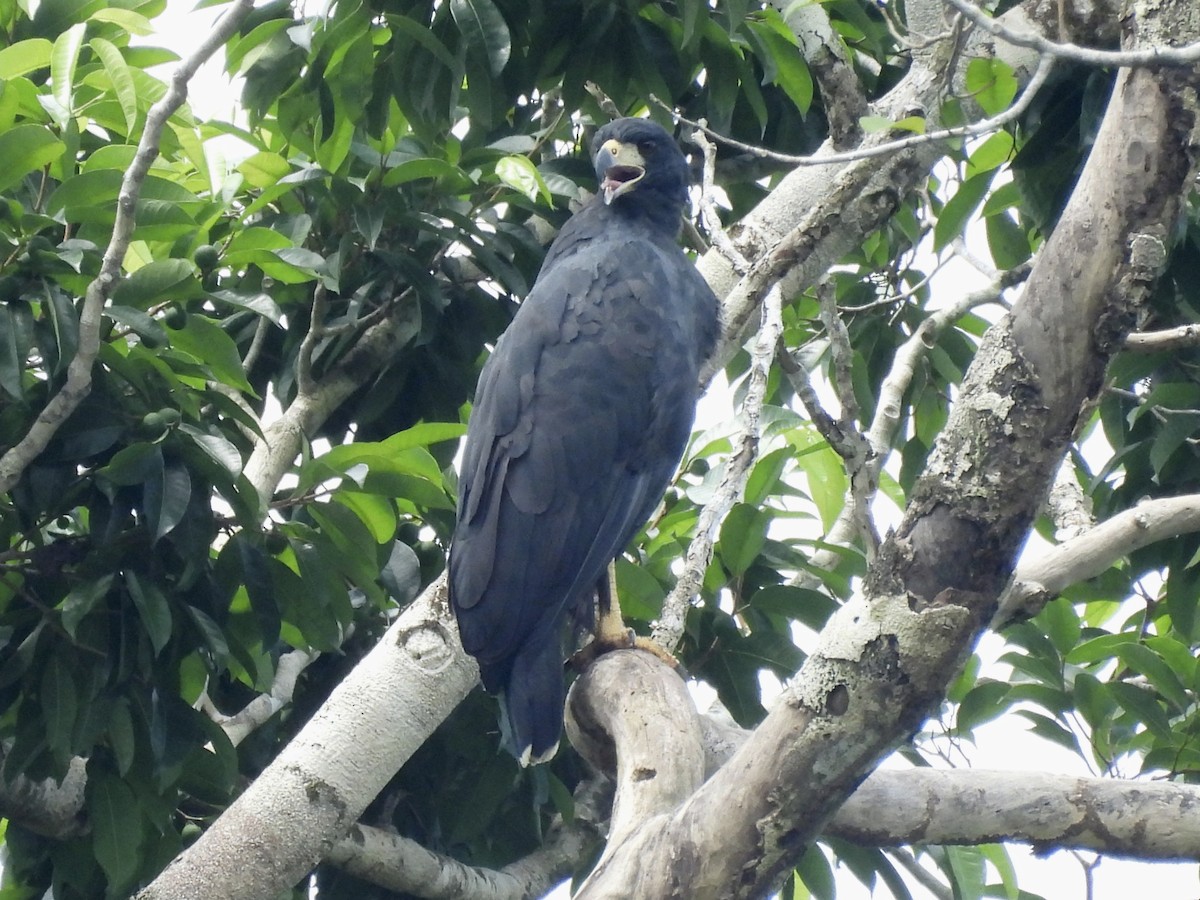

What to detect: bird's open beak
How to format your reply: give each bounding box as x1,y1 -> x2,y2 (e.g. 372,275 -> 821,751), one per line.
596,139 -> 646,205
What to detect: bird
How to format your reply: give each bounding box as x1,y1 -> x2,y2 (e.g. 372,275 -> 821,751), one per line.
449,117 -> 720,766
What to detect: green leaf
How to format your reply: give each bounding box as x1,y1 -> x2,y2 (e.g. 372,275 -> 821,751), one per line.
986,211 -> 1031,269
793,444 -> 846,531
933,171 -> 994,252
89,7 -> 155,35
955,681 -> 1010,735
168,315 -> 253,393
380,541 -> 421,605
51,23 -> 87,115
111,259 -> 196,309
945,845 -> 985,900
496,155 -> 552,204
89,38 -> 138,135
43,284 -> 79,376
0,306 -> 24,399
178,424 -> 243,479
965,58 -> 1018,117
41,654 -> 77,760
0,124 -> 65,193
1117,643 -> 1191,713
615,558 -> 665,621
125,570 -> 173,655
965,130 -> 1014,176
88,771 -> 143,891
718,503 -> 770,576
108,700 -> 137,776
238,537 -> 280,647
794,844 -> 834,900
1108,682 -> 1173,741
450,0 -> 512,75
750,584 -> 836,631
334,491 -> 397,544
0,38 -> 52,78
61,574 -> 114,638
381,157 -> 472,188
145,461 -> 192,541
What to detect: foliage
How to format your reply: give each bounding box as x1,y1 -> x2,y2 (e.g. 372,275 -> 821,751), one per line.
0,0 -> 1197,898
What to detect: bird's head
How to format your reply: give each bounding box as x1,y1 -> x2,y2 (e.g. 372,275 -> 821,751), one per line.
591,118 -> 689,218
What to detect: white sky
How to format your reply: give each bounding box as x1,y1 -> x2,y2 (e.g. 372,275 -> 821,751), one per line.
142,6 -> 1200,899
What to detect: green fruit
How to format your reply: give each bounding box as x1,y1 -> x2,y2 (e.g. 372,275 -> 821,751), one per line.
164,302 -> 188,329
201,271 -> 219,292
158,408 -> 182,427
141,411 -> 170,432
194,244 -> 220,271
688,458 -> 710,476
263,530 -> 288,554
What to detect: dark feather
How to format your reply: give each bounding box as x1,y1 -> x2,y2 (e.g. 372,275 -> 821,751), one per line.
449,118 -> 719,763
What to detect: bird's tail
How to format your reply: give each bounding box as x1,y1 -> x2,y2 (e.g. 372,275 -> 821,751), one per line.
499,637 -> 566,767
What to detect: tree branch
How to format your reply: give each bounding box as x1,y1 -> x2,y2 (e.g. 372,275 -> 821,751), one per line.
577,0 -> 1200,892
1124,323 -> 1200,351
327,789 -> 601,900
0,0 -> 256,495
942,0 -> 1200,66
998,493 -> 1200,624
652,287 -> 780,652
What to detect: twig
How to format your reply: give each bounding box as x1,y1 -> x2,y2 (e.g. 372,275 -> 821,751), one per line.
651,286 -> 783,652
687,126 -> 749,274
942,0 -> 1200,66
0,0 -> 257,495
1125,323 -> 1200,352
297,282 -> 329,396
888,848 -> 954,900
649,52 -> 1056,169
795,277 -> 1007,581
818,283 -> 859,424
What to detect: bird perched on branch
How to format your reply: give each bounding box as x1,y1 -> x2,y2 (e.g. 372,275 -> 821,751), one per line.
449,117 -> 719,765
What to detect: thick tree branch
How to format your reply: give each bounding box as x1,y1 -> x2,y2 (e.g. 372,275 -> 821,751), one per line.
573,653 -> 1200,871
137,577 -> 479,900
0,0 -> 256,495
578,1 -> 1200,894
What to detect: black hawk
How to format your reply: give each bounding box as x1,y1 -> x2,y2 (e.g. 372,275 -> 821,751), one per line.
449,117 -> 719,765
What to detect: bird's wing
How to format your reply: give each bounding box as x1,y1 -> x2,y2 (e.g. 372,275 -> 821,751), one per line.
450,236 -> 703,675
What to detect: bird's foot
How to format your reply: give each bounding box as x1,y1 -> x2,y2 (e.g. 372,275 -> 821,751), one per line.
571,624 -> 680,671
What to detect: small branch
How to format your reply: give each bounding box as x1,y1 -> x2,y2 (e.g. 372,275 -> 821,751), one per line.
797,278 -> 1007,580
0,0 -> 256,495
997,493 -> 1200,624
652,52 -> 1056,169
888,848 -> 953,900
687,127 -> 749,274
651,287 -> 781,652
203,647 -> 321,747
327,788 -> 602,900
296,282 -> 329,397
1045,459 -> 1094,541
942,0 -> 1200,66
0,752 -> 88,838
1125,323 -> 1200,352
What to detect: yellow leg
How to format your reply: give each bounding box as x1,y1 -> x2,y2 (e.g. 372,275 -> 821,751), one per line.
580,562 -> 679,669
